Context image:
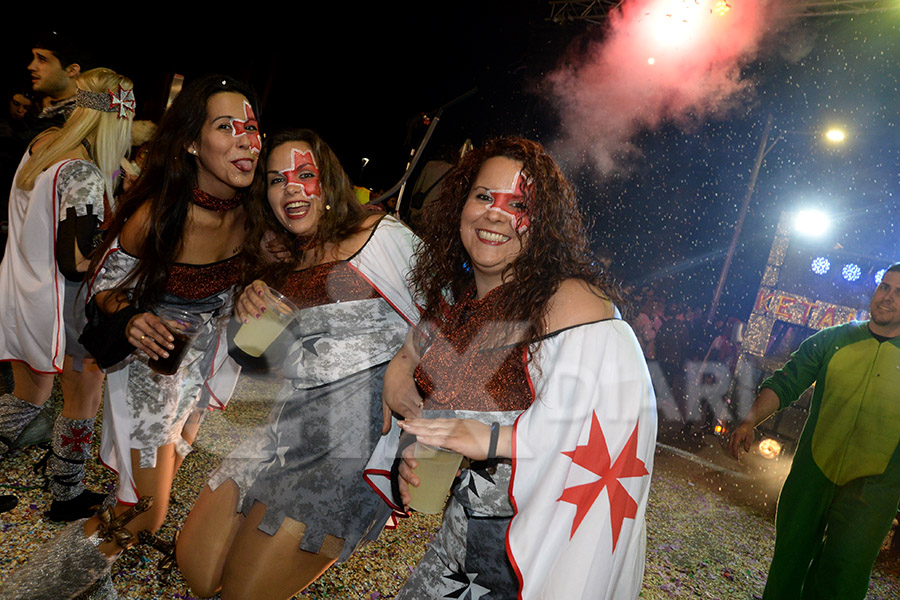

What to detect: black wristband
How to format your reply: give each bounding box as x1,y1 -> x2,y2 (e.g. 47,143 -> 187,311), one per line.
487,422 -> 500,459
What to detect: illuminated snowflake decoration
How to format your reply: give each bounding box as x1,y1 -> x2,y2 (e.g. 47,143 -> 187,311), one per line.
875,268 -> 886,285
810,257 -> 831,275
842,263 -> 862,282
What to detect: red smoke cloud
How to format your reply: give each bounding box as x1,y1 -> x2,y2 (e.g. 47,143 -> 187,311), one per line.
549,0 -> 794,174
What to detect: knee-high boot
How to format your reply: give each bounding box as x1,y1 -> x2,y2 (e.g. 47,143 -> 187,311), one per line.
0,392 -> 42,456
0,497 -> 151,600
44,415 -> 108,521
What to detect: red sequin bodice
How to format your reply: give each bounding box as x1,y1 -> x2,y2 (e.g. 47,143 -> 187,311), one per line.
415,286 -> 533,412
279,260 -> 379,310
165,255 -> 242,299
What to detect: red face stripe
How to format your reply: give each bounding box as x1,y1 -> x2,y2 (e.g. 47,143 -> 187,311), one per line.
487,169 -> 530,232
280,148 -> 321,198
231,101 -> 261,155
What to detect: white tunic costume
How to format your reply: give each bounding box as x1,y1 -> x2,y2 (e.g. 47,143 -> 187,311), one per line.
369,308 -> 657,599
0,156 -> 105,373
88,240 -> 241,504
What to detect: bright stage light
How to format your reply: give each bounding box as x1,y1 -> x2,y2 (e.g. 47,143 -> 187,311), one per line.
648,57 -> 656,65
825,129 -> 846,143
875,268 -> 886,285
811,257 -> 831,275
712,1 -> 731,16
794,209 -> 830,237
842,263 -> 862,282
644,0 -> 708,47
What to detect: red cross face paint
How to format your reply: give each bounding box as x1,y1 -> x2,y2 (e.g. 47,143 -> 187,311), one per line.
279,148 -> 321,199
486,168 -> 531,233
231,101 -> 261,155
267,142 -> 326,238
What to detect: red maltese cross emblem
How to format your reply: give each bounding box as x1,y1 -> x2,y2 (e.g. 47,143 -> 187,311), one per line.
558,414 -> 648,551
61,426 -> 93,454
108,84 -> 135,119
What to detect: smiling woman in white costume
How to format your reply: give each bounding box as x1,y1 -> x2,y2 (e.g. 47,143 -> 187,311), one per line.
377,136 -> 657,600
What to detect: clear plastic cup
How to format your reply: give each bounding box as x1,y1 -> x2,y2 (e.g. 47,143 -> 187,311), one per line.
232,288 -> 299,358
407,442 -> 463,514
147,308 -> 205,375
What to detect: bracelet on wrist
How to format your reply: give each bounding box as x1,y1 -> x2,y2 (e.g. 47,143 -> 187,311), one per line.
487,421 -> 500,459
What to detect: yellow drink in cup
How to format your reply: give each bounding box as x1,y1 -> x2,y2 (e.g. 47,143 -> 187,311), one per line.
407,442 -> 463,515
233,288 -> 299,358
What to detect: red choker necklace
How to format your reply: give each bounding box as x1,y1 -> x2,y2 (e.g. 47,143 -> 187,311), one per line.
192,188 -> 244,212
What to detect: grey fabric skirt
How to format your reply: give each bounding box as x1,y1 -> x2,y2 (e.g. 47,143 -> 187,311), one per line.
209,362 -> 392,563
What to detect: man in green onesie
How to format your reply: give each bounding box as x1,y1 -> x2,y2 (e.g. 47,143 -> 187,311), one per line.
730,263 -> 900,599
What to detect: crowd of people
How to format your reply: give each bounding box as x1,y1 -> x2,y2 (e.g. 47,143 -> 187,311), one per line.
0,30 -> 897,600
630,289 -> 742,433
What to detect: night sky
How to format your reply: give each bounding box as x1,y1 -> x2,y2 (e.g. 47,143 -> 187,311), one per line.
5,2 -> 898,320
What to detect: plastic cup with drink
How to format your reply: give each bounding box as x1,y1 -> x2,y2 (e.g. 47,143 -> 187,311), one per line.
407,442 -> 464,515
232,287 -> 300,358
147,308 -> 205,375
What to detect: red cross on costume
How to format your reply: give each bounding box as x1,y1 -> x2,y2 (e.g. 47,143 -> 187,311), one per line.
61,426 -> 93,455
280,149 -> 321,198
558,414 -> 648,551
231,101 -> 261,155
108,84 -> 135,119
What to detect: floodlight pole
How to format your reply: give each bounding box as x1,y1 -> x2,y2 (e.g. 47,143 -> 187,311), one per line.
707,113 -> 774,324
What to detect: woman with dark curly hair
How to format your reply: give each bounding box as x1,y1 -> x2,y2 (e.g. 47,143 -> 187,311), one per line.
176,129 -> 420,599
374,137 -> 657,599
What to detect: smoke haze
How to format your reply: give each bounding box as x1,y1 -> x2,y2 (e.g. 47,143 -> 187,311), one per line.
548,0 -> 796,174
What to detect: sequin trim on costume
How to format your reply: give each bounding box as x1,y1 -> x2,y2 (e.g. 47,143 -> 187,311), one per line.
415,285 -> 533,412
165,255 -> 242,299
279,261 -> 380,310
191,188 -> 244,212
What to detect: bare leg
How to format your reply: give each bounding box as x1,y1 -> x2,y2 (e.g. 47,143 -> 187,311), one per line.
59,355 -> 104,419
10,361 -> 53,406
173,407 -> 205,474
177,480 -> 245,598
220,501 -> 343,600
85,443 -> 178,557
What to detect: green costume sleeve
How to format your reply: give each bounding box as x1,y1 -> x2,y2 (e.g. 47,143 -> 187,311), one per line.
760,327 -> 834,410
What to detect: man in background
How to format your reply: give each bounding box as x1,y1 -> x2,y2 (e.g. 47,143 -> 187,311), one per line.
730,264 -> 900,599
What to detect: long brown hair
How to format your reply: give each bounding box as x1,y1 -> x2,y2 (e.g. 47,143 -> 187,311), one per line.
244,129 -> 370,284
88,74 -> 259,309
412,136 -> 623,351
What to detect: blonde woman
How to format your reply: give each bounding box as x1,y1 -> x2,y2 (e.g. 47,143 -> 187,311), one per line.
0,67 -> 134,521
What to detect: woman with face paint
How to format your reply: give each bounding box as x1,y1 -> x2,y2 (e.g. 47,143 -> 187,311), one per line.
375,137 -> 657,599
176,129 -> 420,600
0,74 -> 261,599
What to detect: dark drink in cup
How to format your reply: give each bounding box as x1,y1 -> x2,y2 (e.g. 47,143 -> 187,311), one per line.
148,329 -> 192,375
147,308 -> 204,376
